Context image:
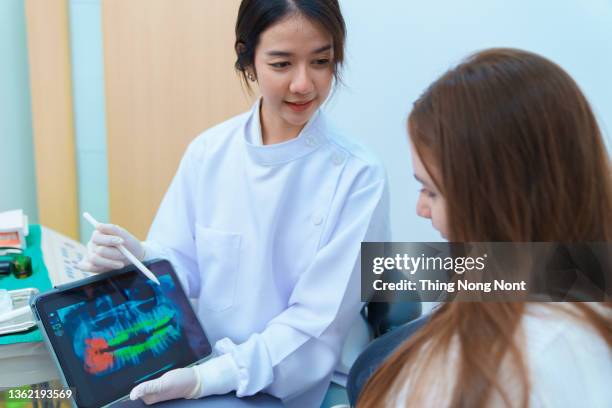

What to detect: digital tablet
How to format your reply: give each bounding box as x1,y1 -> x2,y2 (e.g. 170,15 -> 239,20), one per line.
31,259 -> 212,408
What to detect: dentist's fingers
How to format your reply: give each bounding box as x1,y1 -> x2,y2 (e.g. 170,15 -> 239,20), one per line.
85,251 -> 125,271
94,245 -> 125,261
91,230 -> 124,247
94,223 -> 145,261
79,222 -> 144,273
96,223 -> 132,242
129,368 -> 199,405
130,379 -> 163,405
76,260 -> 112,274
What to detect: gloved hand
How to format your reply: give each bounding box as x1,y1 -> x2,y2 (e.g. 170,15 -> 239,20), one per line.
130,367 -> 201,405
77,223 -> 145,273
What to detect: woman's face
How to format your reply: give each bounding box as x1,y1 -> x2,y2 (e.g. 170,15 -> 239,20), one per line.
410,143 -> 449,239
252,14 -> 334,139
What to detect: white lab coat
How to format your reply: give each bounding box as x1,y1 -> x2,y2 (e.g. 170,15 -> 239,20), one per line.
144,99 -> 391,407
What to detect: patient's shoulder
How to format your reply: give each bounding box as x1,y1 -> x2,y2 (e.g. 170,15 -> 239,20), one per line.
524,303 -> 611,407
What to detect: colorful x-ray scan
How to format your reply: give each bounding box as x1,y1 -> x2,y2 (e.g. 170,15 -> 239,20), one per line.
57,275 -> 182,376
35,261 -> 211,408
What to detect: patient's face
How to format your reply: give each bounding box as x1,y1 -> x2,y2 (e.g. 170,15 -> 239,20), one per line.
411,144 -> 449,239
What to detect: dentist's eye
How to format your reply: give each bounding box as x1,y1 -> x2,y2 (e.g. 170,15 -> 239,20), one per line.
313,58 -> 330,66
270,62 -> 290,68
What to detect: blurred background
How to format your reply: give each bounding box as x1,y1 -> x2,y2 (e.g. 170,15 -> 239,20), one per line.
2,0 -> 612,244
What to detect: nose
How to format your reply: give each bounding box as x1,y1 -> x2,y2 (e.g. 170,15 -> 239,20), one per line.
416,195 -> 431,219
290,65 -> 314,95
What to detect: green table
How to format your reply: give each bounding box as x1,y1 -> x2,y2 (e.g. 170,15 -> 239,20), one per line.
0,225 -> 53,345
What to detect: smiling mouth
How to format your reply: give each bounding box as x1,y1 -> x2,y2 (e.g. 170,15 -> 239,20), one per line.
285,99 -> 314,112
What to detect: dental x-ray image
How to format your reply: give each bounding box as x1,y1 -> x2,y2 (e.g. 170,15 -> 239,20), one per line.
33,261 -> 211,408
57,275 -> 182,376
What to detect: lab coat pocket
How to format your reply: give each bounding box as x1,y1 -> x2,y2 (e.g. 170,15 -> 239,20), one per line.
195,225 -> 242,312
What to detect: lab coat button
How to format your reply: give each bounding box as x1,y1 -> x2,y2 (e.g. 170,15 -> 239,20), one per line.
305,137 -> 317,147
332,153 -> 345,165
313,213 -> 324,225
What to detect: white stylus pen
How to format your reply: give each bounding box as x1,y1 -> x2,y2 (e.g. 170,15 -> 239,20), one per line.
82,212 -> 160,285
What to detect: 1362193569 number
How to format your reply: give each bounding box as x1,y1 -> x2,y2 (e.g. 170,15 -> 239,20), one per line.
7,388 -> 73,400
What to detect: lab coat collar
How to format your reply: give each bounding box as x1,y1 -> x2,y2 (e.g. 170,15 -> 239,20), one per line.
244,98 -> 327,166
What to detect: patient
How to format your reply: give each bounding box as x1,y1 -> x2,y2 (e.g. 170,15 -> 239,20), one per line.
357,49 -> 612,407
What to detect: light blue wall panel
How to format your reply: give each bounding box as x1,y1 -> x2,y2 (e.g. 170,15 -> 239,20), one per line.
0,0 -> 38,222
69,0 -> 109,242
330,0 -> 612,242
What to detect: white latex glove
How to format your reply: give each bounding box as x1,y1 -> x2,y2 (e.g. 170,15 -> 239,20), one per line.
77,223 -> 145,273
129,367 -> 200,405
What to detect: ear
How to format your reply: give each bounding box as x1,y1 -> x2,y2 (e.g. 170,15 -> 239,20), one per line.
235,41 -> 247,57
235,41 -> 256,81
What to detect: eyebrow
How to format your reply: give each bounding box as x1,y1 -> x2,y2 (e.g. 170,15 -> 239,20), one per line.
266,44 -> 332,57
414,174 -> 432,187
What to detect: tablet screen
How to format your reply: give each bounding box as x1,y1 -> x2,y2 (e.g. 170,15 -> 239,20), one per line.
33,260 -> 211,408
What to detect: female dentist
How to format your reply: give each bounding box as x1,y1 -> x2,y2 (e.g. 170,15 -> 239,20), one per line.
78,0 -> 390,406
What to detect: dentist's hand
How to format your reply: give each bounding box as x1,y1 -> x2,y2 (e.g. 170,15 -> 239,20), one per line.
130,367 -> 200,405
77,223 -> 145,273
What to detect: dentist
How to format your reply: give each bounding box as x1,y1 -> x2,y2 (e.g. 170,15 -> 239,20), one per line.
79,0 -> 390,406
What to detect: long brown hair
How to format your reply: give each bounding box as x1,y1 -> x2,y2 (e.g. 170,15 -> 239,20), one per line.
358,48 -> 612,407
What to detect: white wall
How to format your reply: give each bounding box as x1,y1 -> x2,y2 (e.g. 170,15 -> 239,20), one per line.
329,0 -> 612,242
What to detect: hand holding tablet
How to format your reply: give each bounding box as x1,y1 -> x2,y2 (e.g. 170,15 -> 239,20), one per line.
31,260 -> 211,408
129,366 -> 200,404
